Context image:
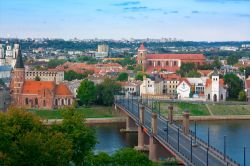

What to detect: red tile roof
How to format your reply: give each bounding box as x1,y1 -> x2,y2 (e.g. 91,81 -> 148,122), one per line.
138,44 -> 146,51
146,66 -> 180,73
22,80 -> 72,96
205,79 -> 225,88
55,83 -> 73,96
146,54 -> 205,60
178,78 -> 192,87
22,80 -> 54,94
198,70 -> 213,76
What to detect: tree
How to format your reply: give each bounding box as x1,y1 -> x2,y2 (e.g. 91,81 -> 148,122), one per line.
52,107 -> 97,165
135,72 -> 145,81
186,70 -> 201,78
238,90 -> 246,101
96,78 -> 121,106
77,79 -> 96,106
224,73 -> 243,99
64,70 -> 91,81
227,55 -> 239,65
112,148 -> 154,166
117,72 -> 128,81
177,63 -> 196,77
211,56 -> 222,69
34,76 -> 41,81
0,108 -> 72,166
47,59 -> 66,68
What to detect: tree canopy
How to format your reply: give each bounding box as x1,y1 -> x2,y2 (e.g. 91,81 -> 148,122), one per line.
47,59 -> 66,68
64,70 -> 93,81
77,79 -> 97,106
224,73 -> 243,99
117,72 -> 128,81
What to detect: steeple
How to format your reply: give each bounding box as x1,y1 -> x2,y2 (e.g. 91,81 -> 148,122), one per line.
138,43 -> 147,51
14,49 -> 24,68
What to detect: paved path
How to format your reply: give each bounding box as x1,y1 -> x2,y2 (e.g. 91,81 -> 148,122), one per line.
205,104 -> 214,116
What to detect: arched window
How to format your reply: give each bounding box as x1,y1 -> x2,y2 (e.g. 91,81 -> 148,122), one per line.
25,98 -> 29,105
221,94 -> 223,100
43,100 -> 46,107
208,94 -> 210,100
55,99 -> 58,106
35,98 -> 38,105
166,61 -> 169,66
68,99 -> 71,105
61,99 -> 64,105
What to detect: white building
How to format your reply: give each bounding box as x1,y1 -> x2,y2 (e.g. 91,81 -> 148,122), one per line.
25,70 -> 64,84
120,81 -> 141,96
177,79 -> 191,99
205,72 -> 227,102
140,75 -> 163,96
0,42 -> 19,68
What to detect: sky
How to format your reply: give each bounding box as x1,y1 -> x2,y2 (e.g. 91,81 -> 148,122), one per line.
0,0 -> 250,41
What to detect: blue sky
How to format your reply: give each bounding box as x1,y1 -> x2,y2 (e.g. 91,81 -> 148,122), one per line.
0,0 -> 250,41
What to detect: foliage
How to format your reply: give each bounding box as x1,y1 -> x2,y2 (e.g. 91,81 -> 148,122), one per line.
126,65 -> 134,70
96,78 -> 121,106
112,148 -> 154,166
47,59 -> 66,68
224,73 -> 243,99
135,71 -> 145,81
117,72 -> 128,81
34,76 -> 41,81
0,79 -> 5,86
227,55 -> 240,65
0,108 -> 72,166
238,90 -> 246,101
117,57 -> 136,67
186,70 -> 201,77
64,70 -> 93,81
176,63 -> 196,77
77,79 -> 96,106
244,66 -> 250,77
76,56 -> 99,64
52,107 -> 97,165
134,65 -> 143,72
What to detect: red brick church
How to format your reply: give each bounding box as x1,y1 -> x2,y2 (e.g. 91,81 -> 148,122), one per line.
136,44 -> 206,73
10,49 -> 74,109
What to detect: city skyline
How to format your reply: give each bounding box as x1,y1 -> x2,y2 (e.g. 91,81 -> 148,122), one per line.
0,0 -> 250,41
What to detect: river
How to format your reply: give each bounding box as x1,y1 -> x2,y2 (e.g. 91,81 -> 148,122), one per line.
92,120 -> 250,166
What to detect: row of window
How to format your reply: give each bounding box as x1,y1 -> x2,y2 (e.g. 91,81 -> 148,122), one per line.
24,98 -> 71,107
148,61 -> 178,66
26,72 -> 59,77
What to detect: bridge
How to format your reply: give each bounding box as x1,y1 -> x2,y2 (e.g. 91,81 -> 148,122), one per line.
115,96 -> 239,166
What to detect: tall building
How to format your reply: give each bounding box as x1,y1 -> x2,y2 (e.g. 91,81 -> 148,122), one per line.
136,44 -> 206,73
97,44 -> 109,53
0,41 -> 19,68
10,48 -> 74,109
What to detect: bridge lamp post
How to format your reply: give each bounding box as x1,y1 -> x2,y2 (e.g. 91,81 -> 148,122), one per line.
207,127 -> 210,148
224,135 -> 226,161
194,121 -> 197,142
206,147 -> 209,166
244,146 -> 246,166
190,136 -> 193,163
132,95 -> 133,111
158,101 -> 161,116
178,127 -> 180,152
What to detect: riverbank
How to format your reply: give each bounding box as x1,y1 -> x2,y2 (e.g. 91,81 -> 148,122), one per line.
42,117 -> 126,125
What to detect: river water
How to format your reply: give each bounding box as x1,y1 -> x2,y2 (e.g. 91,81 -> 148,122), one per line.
92,120 -> 250,166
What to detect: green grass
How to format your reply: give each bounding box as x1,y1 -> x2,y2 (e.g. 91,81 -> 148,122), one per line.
159,102 -> 210,116
208,104 -> 250,115
28,106 -> 118,119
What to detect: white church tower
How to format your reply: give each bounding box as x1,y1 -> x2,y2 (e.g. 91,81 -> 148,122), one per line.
211,70 -> 220,102
0,44 -> 5,66
0,41 -> 19,68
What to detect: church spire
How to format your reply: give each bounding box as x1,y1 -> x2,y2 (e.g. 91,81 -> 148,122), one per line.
14,49 -> 24,68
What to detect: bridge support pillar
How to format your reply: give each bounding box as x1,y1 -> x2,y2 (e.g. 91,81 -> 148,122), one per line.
121,116 -> 137,132
168,104 -> 173,124
183,110 -> 190,135
152,112 -> 157,135
149,136 -> 157,162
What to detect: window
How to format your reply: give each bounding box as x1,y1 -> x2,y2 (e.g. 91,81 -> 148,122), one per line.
174,61 -> 177,66
166,61 -> 169,66
149,61 -> 152,66
35,98 -> 38,105
68,99 -> 71,105
55,99 -> 58,106
43,100 -> 46,107
62,99 -> 64,105
25,98 -> 29,105
158,61 -> 160,66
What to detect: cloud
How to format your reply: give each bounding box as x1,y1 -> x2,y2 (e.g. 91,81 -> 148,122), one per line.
123,6 -> 162,12
192,10 -> 200,14
196,0 -> 250,3
236,14 -> 250,17
113,1 -> 141,6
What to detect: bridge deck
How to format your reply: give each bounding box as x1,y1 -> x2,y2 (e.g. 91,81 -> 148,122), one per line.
115,98 -> 239,166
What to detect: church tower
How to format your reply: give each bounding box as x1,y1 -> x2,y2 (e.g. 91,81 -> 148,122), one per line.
0,44 -> 5,66
211,70 -> 219,102
10,48 -> 25,105
137,44 -> 147,72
